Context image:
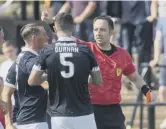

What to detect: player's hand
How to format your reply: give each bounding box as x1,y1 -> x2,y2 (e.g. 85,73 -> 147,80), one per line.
41,5 -> 53,24
149,59 -> 158,68
145,90 -> 157,104
74,16 -> 84,24
146,16 -> 156,23
6,124 -> 17,129
0,100 -> 8,115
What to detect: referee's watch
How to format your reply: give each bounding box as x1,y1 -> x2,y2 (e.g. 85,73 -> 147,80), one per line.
141,85 -> 157,104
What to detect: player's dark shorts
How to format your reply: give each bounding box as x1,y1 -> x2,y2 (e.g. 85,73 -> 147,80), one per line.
93,104 -> 126,129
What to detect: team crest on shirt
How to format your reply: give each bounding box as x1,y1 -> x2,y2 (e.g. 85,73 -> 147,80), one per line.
116,68 -> 122,76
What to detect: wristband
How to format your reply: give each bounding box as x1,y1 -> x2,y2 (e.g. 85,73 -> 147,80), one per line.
141,85 -> 151,96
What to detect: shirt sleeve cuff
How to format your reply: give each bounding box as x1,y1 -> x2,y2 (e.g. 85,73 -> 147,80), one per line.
124,67 -> 136,76
92,66 -> 100,72
32,65 -> 44,71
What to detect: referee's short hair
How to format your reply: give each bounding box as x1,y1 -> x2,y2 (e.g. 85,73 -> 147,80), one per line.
93,15 -> 114,31
20,23 -> 43,42
53,13 -> 74,32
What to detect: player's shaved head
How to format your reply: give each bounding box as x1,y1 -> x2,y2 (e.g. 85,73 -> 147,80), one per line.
53,13 -> 74,32
20,23 -> 43,42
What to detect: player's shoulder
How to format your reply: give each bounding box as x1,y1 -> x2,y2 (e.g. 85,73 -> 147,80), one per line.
16,51 -> 26,63
75,39 -> 89,49
40,44 -> 54,54
22,51 -> 37,62
8,62 -> 16,71
75,38 -> 94,47
77,41 -> 89,48
16,51 -> 35,66
77,42 -> 95,55
73,38 -> 97,52
43,44 -> 54,51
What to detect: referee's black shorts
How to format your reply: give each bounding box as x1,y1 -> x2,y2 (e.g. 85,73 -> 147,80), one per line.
93,104 -> 126,129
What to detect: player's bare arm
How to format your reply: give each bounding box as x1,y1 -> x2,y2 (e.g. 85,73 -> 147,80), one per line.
28,70 -> 47,86
1,86 -> 16,129
127,71 -> 157,104
127,71 -> 146,91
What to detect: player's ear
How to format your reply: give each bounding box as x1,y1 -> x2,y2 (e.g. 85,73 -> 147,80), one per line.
31,35 -> 37,43
109,29 -> 114,36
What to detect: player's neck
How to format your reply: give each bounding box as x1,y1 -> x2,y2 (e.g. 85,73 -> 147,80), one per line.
97,42 -> 111,51
57,32 -> 72,38
26,44 -> 39,53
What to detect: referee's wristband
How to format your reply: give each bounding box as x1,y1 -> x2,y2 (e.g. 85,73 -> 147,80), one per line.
141,85 -> 151,96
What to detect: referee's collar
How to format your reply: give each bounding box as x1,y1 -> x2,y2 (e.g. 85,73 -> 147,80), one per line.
21,47 -> 38,56
57,36 -> 75,41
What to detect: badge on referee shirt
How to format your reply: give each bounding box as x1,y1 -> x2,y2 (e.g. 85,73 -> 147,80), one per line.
116,68 -> 122,76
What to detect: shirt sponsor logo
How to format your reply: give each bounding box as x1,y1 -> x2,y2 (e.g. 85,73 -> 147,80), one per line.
116,68 -> 122,76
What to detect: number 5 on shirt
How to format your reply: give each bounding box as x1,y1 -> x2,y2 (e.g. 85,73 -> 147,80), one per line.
60,53 -> 74,78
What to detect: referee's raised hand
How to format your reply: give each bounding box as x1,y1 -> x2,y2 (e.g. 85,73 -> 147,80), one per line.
41,5 -> 53,24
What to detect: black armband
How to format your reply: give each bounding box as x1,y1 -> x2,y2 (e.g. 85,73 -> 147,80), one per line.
141,85 -> 151,96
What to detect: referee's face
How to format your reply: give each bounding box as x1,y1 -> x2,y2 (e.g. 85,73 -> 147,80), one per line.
93,19 -> 110,45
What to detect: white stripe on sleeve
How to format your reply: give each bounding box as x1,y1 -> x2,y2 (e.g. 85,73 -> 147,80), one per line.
4,82 -> 16,89
92,66 -> 100,72
32,65 -> 44,71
